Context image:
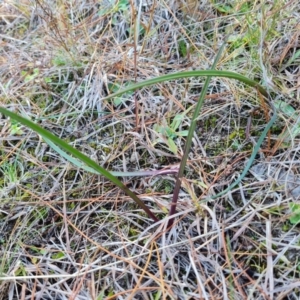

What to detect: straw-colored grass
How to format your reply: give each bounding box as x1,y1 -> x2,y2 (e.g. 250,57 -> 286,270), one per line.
1,0 -> 300,299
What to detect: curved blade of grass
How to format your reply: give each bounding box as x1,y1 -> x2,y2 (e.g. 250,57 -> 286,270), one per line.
103,70 -> 269,101
0,108 -> 159,222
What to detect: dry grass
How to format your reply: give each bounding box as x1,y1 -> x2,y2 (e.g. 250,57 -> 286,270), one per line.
1,0 -> 300,299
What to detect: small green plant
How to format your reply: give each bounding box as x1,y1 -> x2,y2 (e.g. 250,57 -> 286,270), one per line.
0,162 -> 19,187
108,82 -> 134,106
21,68 -> 39,82
153,113 -> 189,154
178,40 -> 188,57
9,119 -> 24,135
289,203 -> 300,225
51,251 -> 66,260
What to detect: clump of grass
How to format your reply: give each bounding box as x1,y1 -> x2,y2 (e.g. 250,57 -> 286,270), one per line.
0,64 -> 276,225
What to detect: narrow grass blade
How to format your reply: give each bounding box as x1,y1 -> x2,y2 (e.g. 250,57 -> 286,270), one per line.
103,70 -> 268,101
0,108 -> 159,222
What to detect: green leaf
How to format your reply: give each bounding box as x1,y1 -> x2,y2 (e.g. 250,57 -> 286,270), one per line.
275,99 -> 296,119
178,40 -> 187,57
118,0 -> 129,11
165,127 -> 176,139
108,82 -> 134,106
52,55 -> 67,66
171,114 -> 184,131
289,203 -> 300,225
22,68 -> 39,82
213,3 -> 233,14
177,130 -> 189,136
15,263 -> 27,276
10,123 -> 24,135
113,97 -> 123,106
102,70 -> 269,100
167,137 -> 177,154
0,108 -> 159,222
52,251 -> 65,259
44,77 -> 52,83
154,291 -> 162,300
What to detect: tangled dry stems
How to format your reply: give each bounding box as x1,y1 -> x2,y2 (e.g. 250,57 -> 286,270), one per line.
0,0 -> 300,299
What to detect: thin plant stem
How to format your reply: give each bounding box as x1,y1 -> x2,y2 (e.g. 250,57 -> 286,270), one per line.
167,39 -> 229,228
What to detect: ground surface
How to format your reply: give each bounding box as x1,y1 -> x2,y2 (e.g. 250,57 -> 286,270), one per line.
0,0 -> 300,299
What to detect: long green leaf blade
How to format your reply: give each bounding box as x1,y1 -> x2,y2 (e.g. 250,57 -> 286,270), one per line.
0,108 -> 159,222
103,70 -> 268,100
